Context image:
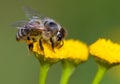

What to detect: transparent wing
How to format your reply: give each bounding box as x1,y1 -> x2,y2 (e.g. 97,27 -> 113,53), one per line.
23,6 -> 46,19
11,20 -> 28,29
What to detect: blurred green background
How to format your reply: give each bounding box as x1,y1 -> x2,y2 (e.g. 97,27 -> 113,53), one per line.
0,0 -> 120,84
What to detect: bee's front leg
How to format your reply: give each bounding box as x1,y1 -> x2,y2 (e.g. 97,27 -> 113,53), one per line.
50,38 -> 55,52
58,40 -> 64,49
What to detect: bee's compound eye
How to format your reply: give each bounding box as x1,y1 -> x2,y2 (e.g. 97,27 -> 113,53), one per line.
48,22 -> 58,28
49,22 -> 56,26
45,21 -> 59,34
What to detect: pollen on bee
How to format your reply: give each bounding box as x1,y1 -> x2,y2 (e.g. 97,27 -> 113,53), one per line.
26,40 -> 33,45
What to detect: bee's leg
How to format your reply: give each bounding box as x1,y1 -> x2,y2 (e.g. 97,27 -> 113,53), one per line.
28,38 -> 37,51
28,43 -> 33,51
32,38 -> 36,42
39,38 -> 44,51
26,43 -> 33,56
27,36 -> 33,51
50,38 -> 55,52
58,40 -> 64,48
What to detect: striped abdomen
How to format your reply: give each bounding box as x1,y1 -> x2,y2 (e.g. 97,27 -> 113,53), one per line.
16,29 -> 30,41
16,28 -> 42,41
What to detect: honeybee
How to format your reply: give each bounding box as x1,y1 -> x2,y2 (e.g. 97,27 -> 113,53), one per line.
40,18 -> 67,50
13,7 -> 67,51
13,17 -> 45,50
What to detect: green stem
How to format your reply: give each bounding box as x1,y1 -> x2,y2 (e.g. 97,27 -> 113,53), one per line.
92,64 -> 108,84
39,63 -> 51,84
60,61 -> 75,84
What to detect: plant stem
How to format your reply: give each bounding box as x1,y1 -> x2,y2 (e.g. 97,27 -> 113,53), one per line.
39,63 -> 50,84
92,64 -> 108,84
60,61 -> 75,84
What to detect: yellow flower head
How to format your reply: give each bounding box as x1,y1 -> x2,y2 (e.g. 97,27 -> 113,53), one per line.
33,39 -> 89,64
89,38 -> 120,64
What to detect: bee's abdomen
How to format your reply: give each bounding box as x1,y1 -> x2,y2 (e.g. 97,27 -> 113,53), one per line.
16,29 -> 30,41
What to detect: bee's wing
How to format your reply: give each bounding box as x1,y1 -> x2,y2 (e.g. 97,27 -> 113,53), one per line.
23,6 -> 46,20
11,20 -> 28,29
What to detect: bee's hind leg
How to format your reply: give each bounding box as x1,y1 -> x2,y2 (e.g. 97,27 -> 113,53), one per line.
27,36 -> 33,51
39,38 -> 44,51
28,43 -> 33,51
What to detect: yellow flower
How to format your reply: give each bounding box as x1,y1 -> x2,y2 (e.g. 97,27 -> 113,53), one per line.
33,39 -> 89,64
89,38 -> 120,64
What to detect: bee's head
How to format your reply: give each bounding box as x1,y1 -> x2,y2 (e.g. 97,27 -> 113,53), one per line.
56,28 -> 67,41
43,19 -> 61,34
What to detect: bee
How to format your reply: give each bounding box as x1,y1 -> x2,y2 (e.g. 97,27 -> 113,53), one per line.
13,7 -> 67,51
13,17 -> 45,50
40,18 -> 67,50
